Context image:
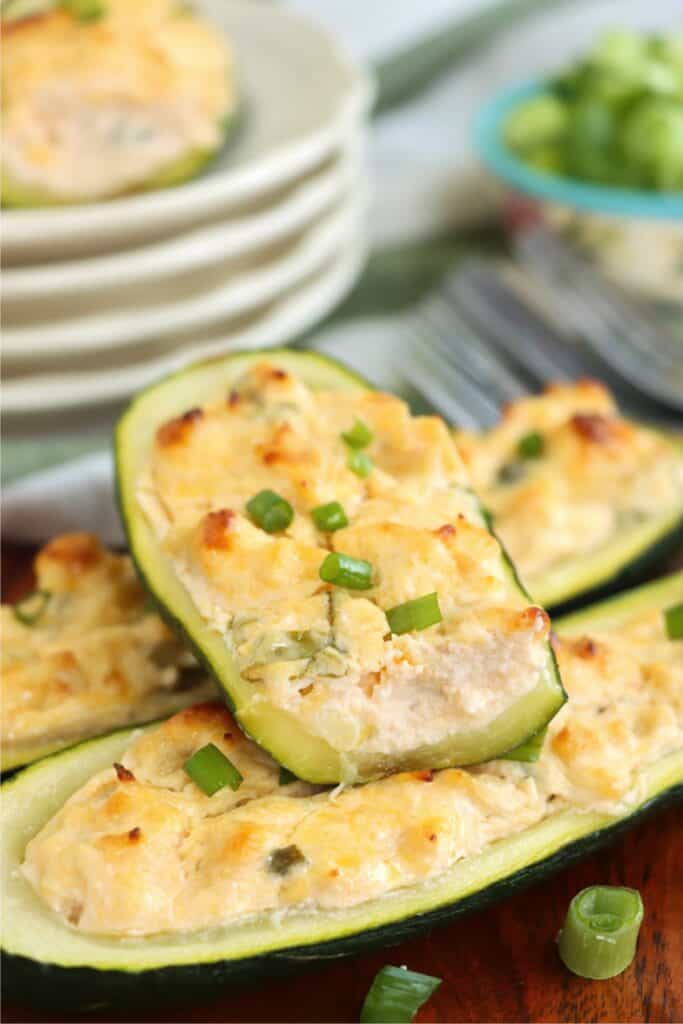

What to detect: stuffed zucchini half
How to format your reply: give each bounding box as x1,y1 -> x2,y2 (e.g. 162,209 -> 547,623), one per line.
2,570 -> 681,1009
456,380 -> 683,612
116,349 -> 564,783
1,0 -> 236,207
1,533 -> 215,773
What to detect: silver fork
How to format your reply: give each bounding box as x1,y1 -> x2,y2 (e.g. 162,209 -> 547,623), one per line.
514,226 -> 683,412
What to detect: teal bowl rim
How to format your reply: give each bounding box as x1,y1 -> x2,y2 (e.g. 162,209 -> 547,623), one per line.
474,81 -> 683,221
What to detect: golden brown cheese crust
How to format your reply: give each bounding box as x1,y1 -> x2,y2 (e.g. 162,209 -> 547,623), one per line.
22,602 -> 682,936
1,533 -> 214,756
455,381 -> 683,588
139,362 -> 552,761
2,0 -> 233,202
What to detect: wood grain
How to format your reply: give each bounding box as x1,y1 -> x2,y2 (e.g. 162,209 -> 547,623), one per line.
3,543 -> 681,1024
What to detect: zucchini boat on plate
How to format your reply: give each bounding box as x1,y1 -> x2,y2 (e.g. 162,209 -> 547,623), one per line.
1,533 -> 215,772
1,0 -> 236,207
2,571 -> 681,1009
456,380 -> 683,611
116,350 -> 564,783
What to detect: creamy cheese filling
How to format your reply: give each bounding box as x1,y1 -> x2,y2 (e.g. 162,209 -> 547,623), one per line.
21,603 -> 682,937
456,381 -> 683,584
1,534 -> 214,755
2,0 -> 233,200
138,362 -> 552,762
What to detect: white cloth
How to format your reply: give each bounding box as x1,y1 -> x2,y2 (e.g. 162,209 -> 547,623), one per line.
4,0 -> 680,543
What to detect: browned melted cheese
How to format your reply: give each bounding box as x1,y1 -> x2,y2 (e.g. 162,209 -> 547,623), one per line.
1,534 -> 214,756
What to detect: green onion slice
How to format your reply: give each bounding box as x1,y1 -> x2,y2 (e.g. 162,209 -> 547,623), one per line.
664,602 -> 683,640
505,727 -> 547,762
183,743 -> 243,796
246,489 -> 294,533
13,590 -> 52,627
278,766 -> 298,786
386,593 -> 442,635
311,501 -> 348,532
558,886 -> 644,980
360,965 -> 441,1023
319,552 -> 373,590
517,431 -> 545,458
342,418 -> 373,449
348,449 -> 373,478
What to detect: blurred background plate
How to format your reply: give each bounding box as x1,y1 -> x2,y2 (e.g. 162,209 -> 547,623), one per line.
2,0 -> 373,264
2,222 -> 367,414
2,144 -> 361,305
3,177 -> 367,361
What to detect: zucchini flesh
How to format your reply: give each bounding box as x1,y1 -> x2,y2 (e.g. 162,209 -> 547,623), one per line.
115,349 -> 565,783
2,572 -> 681,1010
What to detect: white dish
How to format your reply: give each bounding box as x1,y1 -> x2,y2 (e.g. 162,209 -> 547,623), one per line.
2,230 -> 367,414
3,147 -> 360,304
3,185 -> 366,361
2,1 -> 373,264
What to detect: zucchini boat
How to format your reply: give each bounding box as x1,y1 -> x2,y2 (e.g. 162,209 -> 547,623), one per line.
1,533 -> 215,773
1,0 -> 236,207
116,349 -> 564,783
455,380 -> 683,611
2,570 -> 681,1010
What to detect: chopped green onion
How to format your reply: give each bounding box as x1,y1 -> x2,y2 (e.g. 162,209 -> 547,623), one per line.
63,0 -> 106,20
505,727 -> 547,762
348,449 -> 373,478
558,886 -> 644,979
246,489 -> 293,533
312,501 -> 348,532
664,602 -> 683,639
319,552 -> 373,590
360,965 -> 441,1023
386,593 -> 442,635
342,418 -> 373,449
183,743 -> 242,796
267,844 -> 306,876
278,766 -> 298,786
13,590 -> 51,627
517,431 -> 545,458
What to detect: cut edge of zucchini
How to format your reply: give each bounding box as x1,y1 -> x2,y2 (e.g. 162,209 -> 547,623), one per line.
115,348 -> 564,783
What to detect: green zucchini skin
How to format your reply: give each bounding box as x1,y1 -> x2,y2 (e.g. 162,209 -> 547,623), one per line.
115,348 -> 565,783
2,572 -> 681,1010
3,784 -> 681,1012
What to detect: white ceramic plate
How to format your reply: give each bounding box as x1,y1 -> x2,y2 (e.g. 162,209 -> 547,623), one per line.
3,145 -> 361,305
2,0 -> 373,263
2,229 -> 367,414
4,183 -> 366,361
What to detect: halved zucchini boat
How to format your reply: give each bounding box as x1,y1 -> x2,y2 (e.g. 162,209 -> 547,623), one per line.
455,380 -> 683,612
116,348 -> 564,783
1,533 -> 215,773
2,570 -> 681,1010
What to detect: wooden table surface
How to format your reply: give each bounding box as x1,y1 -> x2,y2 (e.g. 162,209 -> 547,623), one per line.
3,543 -> 682,1024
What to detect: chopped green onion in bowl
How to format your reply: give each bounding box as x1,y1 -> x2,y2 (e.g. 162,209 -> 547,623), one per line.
246,489 -> 294,533
386,593 -> 442,635
558,885 -> 644,979
183,743 -> 243,796
360,965 -> 441,1023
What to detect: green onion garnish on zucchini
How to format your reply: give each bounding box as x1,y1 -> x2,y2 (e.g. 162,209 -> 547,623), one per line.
505,727 -> 547,762
517,431 -> 545,459
558,886 -> 644,979
311,501 -> 348,532
347,449 -> 373,478
664,602 -> 683,639
342,418 -> 373,449
183,743 -> 243,796
386,593 -> 442,635
319,552 -> 373,590
360,965 -> 442,1023
12,590 -> 51,627
246,489 -> 293,533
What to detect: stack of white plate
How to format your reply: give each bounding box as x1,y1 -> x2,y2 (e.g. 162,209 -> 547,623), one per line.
2,1 -> 373,416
